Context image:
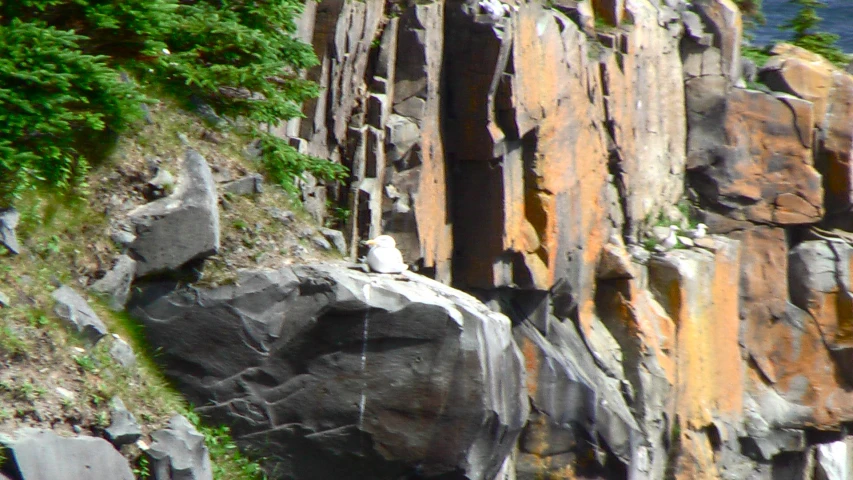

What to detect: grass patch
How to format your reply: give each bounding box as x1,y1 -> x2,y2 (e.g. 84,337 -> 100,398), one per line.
742,44 -> 772,67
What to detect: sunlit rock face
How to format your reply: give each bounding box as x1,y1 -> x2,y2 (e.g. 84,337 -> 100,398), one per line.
129,265 -> 528,480
123,0 -> 853,476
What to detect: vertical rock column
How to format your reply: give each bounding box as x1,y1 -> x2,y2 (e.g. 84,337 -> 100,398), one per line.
599,0 -> 687,241
648,238 -> 743,480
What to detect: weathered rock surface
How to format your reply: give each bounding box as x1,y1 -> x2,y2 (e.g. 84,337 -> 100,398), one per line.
758,45 -> 853,225
686,87 -> 822,224
514,320 -> 639,475
90,254 -> 137,310
51,285 -> 108,343
648,237 -> 744,479
222,174 -> 263,196
106,334 -> 138,369
128,149 -> 220,277
147,415 -> 213,480
0,208 -> 20,255
130,265 -> 528,479
1,428 -> 134,480
319,227 -> 347,255
106,397 -> 142,447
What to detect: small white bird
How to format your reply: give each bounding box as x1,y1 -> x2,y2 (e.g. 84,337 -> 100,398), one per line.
688,223 -> 708,239
364,235 -> 408,274
661,225 -> 680,250
479,0 -> 510,21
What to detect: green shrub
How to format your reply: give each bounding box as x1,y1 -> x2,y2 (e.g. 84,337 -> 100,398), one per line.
781,0 -> 850,66
0,0 -> 176,58
0,18 -> 145,208
0,0 -> 346,208
257,133 -> 348,195
742,44 -> 772,67
157,0 -> 319,125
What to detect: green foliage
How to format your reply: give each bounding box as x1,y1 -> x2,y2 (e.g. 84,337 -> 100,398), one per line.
742,44 -> 772,67
0,0 -> 345,208
73,353 -> 98,373
781,0 -> 850,66
0,18 -> 145,207
0,0 -> 176,58
133,455 -> 151,479
157,0 -> 319,125
257,133 -> 348,196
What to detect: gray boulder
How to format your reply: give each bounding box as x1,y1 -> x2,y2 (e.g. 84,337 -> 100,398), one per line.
90,254 -> 137,310
1,428 -> 134,480
320,228 -> 347,256
51,285 -> 108,343
106,334 -> 138,369
129,149 -> 220,277
106,397 -> 142,447
0,208 -> 20,254
222,174 -> 263,196
0,289 -> 9,308
147,415 -> 213,480
129,265 -> 529,480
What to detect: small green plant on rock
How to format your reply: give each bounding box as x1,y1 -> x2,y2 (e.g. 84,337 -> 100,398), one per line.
184,409 -> 268,480
133,455 -> 151,479
94,410 -> 110,428
73,354 -> 99,373
17,381 -> 45,403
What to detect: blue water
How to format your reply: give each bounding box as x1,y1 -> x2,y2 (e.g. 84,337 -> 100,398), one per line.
751,0 -> 853,52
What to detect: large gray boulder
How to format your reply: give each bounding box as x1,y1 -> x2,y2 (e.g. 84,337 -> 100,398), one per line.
51,285 -> 108,343
128,149 -> 220,277
1,428 -> 134,480
130,265 -> 528,480
147,415 -> 213,480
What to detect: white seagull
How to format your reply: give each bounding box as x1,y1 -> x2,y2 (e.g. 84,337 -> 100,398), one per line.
688,223 -> 708,239
364,235 -> 408,274
661,225 -> 680,250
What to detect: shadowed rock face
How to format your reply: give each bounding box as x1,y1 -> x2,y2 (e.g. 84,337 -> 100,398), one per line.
130,265 -> 528,480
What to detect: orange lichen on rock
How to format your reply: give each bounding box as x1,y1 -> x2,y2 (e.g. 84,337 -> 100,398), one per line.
649,238 -> 743,429
505,4 -> 611,293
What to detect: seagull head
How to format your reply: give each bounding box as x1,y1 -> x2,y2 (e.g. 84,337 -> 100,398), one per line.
365,235 -> 397,249
697,223 -> 707,231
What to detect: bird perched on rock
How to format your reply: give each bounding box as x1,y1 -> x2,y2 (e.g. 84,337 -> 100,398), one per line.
479,0 -> 510,21
364,235 -> 408,273
687,223 -> 707,239
660,225 -> 680,250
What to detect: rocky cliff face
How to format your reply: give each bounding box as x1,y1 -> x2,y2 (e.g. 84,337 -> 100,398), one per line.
126,0 -> 853,478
